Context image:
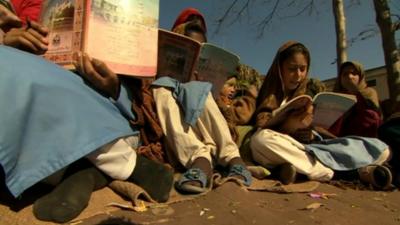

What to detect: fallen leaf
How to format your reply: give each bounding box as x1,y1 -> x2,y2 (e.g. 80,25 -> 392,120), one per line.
133,201 -> 148,212
301,202 -> 324,212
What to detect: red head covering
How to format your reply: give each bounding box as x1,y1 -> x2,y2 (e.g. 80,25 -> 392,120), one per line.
11,0 -> 42,24
172,7 -> 207,33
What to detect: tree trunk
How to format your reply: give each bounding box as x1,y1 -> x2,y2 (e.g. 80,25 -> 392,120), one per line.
373,0 -> 400,112
332,0 -> 347,73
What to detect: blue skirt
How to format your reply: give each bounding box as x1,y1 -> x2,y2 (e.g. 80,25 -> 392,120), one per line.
306,136 -> 388,171
0,46 -> 137,197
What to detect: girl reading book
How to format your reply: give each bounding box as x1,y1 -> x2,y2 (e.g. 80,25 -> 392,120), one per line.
0,6 -> 174,223
151,8 -> 252,194
250,41 -> 392,189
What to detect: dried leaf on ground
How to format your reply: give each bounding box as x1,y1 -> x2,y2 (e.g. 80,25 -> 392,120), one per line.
301,202 -> 324,212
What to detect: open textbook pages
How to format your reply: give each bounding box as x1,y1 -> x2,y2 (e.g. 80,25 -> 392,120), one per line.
40,0 -> 159,77
157,29 -> 240,97
268,92 -> 357,129
312,92 -> 357,129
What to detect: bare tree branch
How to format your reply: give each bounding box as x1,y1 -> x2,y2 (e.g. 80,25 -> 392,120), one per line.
348,26 -> 379,47
279,0 -> 317,19
346,0 -> 361,9
256,0 -> 280,38
348,13 -> 399,45
227,0 -> 251,27
215,0 -> 240,34
215,0 -> 322,38
285,0 -> 296,8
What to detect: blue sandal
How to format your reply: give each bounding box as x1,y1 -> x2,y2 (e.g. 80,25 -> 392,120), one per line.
228,164 -> 252,186
175,168 -> 209,194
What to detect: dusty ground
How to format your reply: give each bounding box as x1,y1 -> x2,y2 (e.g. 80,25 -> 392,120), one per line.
76,182 -> 400,225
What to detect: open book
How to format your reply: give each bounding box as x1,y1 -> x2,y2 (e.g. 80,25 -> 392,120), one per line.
268,92 -> 357,129
40,0 -> 159,77
157,29 -> 240,97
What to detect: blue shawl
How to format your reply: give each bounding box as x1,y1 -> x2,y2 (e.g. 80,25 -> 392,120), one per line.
0,46 -> 138,197
152,77 -> 212,126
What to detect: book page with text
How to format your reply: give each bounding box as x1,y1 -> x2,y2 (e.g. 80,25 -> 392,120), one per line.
312,92 -> 357,129
84,0 -> 159,76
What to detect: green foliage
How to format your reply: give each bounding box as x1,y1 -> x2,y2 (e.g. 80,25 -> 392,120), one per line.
236,63 -> 263,95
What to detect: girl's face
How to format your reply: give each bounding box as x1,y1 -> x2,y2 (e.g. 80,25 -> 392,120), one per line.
340,65 -> 360,88
220,77 -> 237,100
280,52 -> 308,91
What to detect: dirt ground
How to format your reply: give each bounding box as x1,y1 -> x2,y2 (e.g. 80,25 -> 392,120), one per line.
75,182 -> 400,225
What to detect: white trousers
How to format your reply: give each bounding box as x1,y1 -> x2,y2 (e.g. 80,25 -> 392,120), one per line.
86,135 -> 139,180
250,129 -> 391,182
153,87 -> 240,168
250,129 -> 334,181
42,135 -> 140,184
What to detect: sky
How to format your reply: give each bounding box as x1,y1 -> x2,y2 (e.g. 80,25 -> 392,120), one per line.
159,0 -> 400,81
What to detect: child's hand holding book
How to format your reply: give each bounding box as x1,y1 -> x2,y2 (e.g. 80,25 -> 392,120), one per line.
74,52 -> 120,100
3,18 -> 48,54
278,102 -> 314,134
